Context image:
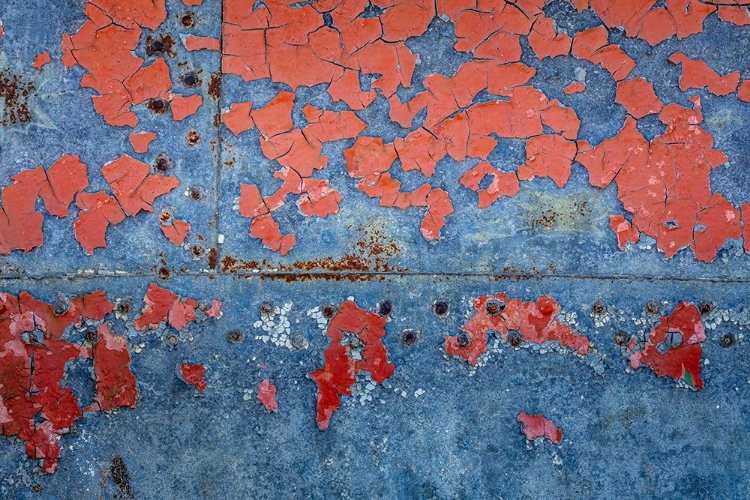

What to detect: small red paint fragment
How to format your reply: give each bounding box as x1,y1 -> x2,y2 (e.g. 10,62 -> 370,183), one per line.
85,324 -> 138,411
517,412 -> 563,444
206,300 -> 221,318
669,52 -> 740,96
222,102 -> 254,136
179,364 -> 207,392
445,293 -> 590,366
615,78 -> 663,119
31,52 -> 51,70
572,27 -> 635,81
170,94 -> 203,121
160,219 -> 191,246
134,283 -> 220,331
310,300 -> 394,430
184,35 -> 220,51
627,303 -> 706,390
257,379 -> 278,411
182,0 -> 202,6
563,82 -> 585,95
128,131 -> 157,154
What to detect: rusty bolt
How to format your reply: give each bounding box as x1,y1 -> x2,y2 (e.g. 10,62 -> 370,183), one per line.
191,245 -> 205,258
456,332 -> 470,348
699,302 -> 713,315
400,329 -> 418,346
181,72 -> 200,87
433,300 -> 449,317
613,331 -> 628,346
322,303 -> 336,318
721,333 -> 735,348
485,299 -> 505,315
84,326 -> 99,344
645,301 -> 660,314
259,301 -> 274,315
157,267 -> 171,280
166,334 -> 179,346
53,301 -> 68,316
146,97 -> 169,114
181,13 -> 195,27
186,130 -> 200,146
592,301 -> 607,315
118,299 -> 134,314
227,329 -> 245,344
30,484 -> 43,493
153,154 -> 172,172
159,207 -> 174,224
378,300 -> 393,316
291,333 -> 307,349
146,37 -> 166,55
508,332 -> 522,347
188,185 -> 206,201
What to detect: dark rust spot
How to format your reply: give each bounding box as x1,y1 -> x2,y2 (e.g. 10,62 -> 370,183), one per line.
378,300 -> 392,316
187,129 -> 200,146
30,484 -> 43,494
147,97 -> 169,114
592,301 -> 607,315
485,299 -> 505,315
322,303 -> 336,318
207,247 -> 218,270
117,299 -> 134,314
208,72 -> 221,100
153,153 -> 173,172
158,267 -> 171,280
0,69 -> 35,126
613,331 -> 628,346
721,333 -> 735,348
227,329 -> 245,344
400,329 -> 418,346
260,301 -> 274,314
191,245 -> 205,258
188,185 -> 206,201
645,301 -> 660,314
699,302 -> 713,315
433,300 -> 449,317
181,12 -> 195,28
145,34 -> 175,57
166,334 -> 179,346
456,332 -> 470,348
159,207 -> 173,224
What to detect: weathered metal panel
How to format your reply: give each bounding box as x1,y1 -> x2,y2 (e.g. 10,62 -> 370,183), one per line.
0,0 -> 748,498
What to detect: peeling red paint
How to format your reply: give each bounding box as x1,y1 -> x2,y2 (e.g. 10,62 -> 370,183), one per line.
563,82 -> 586,95
86,324 -> 138,411
0,290 -> 139,473
517,412 -> 562,444
134,283 -> 220,332
627,302 -> 706,390
161,218 -> 191,246
184,35 -> 220,52
31,52 -> 50,70
669,52 -> 740,96
170,94 -> 203,121
102,154 -> 179,217
739,80 -> 750,102
310,300 -> 394,430
257,379 -> 278,411
577,97 -> 741,262
571,27 -> 635,81
179,363 -> 206,392
615,78 -> 663,119
445,294 -> 590,366
128,131 -> 157,154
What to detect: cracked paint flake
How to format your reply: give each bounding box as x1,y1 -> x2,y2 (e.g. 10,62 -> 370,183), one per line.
134,283 -> 221,332
161,219 -> 191,246
626,302 -> 706,390
445,293 -> 591,366
128,131 -> 157,154
517,412 -> 563,444
31,52 -> 50,71
0,290 -> 139,473
310,300 -> 394,431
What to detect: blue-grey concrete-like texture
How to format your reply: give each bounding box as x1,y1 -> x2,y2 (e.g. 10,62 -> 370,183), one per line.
0,0 -> 749,499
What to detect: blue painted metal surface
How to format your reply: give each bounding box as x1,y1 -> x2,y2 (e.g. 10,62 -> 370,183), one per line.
0,0 -> 748,498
